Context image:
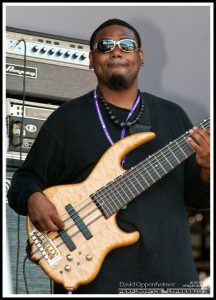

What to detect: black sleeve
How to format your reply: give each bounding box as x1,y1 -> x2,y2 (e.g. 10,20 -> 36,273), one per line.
184,155 -> 210,209
7,125 -> 65,216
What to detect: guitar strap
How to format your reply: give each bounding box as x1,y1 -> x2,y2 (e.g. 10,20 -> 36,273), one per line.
129,93 -> 152,135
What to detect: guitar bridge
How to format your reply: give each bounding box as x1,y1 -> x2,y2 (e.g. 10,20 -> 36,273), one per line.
30,229 -> 62,265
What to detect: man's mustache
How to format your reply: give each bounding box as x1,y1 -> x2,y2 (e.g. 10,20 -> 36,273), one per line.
107,59 -> 128,67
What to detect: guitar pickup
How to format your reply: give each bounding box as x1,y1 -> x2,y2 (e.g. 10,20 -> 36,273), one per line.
65,204 -> 93,240
58,228 -> 76,251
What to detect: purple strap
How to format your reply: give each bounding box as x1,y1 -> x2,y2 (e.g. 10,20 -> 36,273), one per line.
94,89 -> 140,164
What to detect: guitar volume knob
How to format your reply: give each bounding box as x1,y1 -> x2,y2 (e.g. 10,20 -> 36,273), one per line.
64,265 -> 71,271
86,254 -> 92,261
66,254 -> 73,261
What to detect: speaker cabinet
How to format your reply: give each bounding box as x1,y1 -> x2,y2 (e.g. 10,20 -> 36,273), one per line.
6,57 -> 97,102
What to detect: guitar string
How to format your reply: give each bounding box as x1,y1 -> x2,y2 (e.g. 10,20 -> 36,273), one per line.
88,119 -> 210,214
48,202 -> 99,240
56,209 -> 103,246
94,135 -> 193,214
61,141 -> 193,223
56,118 -> 210,223
33,206 -> 103,258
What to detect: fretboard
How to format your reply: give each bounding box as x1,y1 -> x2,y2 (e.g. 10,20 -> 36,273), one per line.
91,117 -> 210,218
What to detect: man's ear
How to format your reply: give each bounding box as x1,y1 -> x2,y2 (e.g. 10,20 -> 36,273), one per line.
139,49 -> 144,67
89,51 -> 93,69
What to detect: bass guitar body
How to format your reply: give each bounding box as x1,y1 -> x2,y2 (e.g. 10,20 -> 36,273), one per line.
26,132 -> 156,291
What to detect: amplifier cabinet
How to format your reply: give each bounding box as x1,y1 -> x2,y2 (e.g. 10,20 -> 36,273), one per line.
6,57 -> 96,102
6,98 -> 59,167
6,27 -> 97,102
6,27 -> 97,167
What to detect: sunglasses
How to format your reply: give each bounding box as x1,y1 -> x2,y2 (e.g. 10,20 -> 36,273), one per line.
92,38 -> 140,53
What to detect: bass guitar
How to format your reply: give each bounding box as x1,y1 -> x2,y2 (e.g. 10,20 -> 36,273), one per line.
27,117 -> 210,291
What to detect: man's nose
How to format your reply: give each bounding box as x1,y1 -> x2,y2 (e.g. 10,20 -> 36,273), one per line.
111,44 -> 123,57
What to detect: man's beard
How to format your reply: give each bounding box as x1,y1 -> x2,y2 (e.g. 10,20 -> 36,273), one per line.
107,74 -> 128,91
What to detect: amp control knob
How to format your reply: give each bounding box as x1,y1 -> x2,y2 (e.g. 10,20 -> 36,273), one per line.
40,47 -> 47,54
80,53 -> 87,60
64,51 -> 71,58
32,45 -> 39,52
48,48 -> 55,55
56,50 -> 63,56
72,52 -> 79,59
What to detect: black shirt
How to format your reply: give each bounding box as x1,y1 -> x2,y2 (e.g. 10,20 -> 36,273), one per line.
7,91 -> 210,294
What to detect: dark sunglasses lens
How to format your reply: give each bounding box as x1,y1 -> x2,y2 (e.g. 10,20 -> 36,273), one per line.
119,39 -> 137,52
97,40 -> 115,52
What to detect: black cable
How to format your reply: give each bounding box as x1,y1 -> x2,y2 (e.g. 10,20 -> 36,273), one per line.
12,39 -> 27,294
50,280 -> 53,294
18,39 -> 27,157
22,256 -> 29,294
15,213 -> 20,294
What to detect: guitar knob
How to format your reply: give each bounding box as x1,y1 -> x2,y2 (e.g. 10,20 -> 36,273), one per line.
86,254 -> 92,261
66,254 -> 73,261
64,265 -> 71,271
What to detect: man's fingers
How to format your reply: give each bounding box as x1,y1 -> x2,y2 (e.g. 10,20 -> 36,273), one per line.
32,217 -> 63,232
188,127 -> 210,146
28,192 -> 65,232
52,213 -> 65,230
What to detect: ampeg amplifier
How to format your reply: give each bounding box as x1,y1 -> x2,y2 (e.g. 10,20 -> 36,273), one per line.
5,27 -> 96,167
6,98 -> 59,167
6,27 -> 96,102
